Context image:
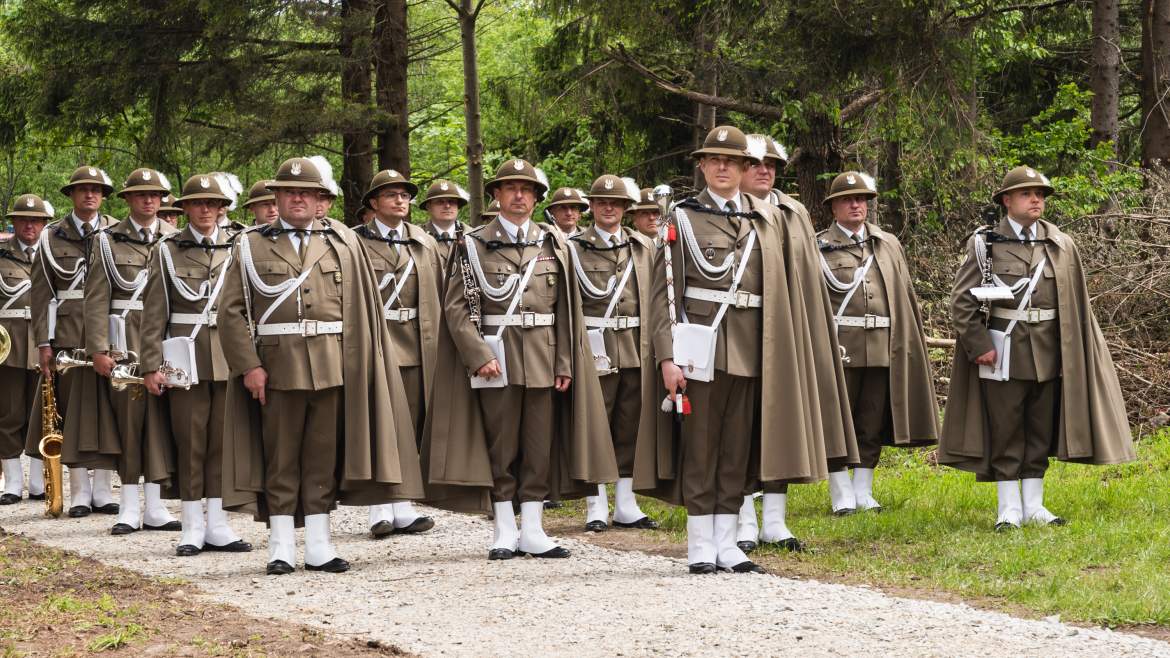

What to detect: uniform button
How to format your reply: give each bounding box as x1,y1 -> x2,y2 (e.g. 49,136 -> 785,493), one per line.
306,303 -> 312,308
304,288 -> 310,293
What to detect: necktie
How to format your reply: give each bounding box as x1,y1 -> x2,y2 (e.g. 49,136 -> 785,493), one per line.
81,222 -> 92,237
25,247 -> 34,261
852,233 -> 862,244
201,237 -> 212,250
389,228 -> 399,254
142,228 -> 153,242
295,231 -> 307,263
726,199 -> 738,213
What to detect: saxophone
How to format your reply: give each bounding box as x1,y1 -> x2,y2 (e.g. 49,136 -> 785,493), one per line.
38,375 -> 64,518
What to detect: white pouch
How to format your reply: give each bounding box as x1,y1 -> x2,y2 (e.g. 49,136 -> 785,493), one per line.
162,336 -> 199,386
107,314 -> 128,358
970,285 -> 1016,302
47,299 -> 58,340
672,322 -> 717,383
470,334 -> 508,389
978,329 -> 1011,381
587,328 -> 613,374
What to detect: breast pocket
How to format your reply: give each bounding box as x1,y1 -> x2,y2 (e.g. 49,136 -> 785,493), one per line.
317,260 -> 342,296
991,259 -> 1027,283
582,263 -> 613,292
255,260 -> 292,288
115,251 -> 147,279
533,261 -> 559,299
173,266 -> 208,298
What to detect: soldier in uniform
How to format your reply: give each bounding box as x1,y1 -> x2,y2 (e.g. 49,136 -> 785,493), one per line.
158,195 -> 182,228
359,169 -> 440,539
815,172 -> 939,514
940,166 -> 1134,530
732,133 -> 857,551
629,188 -> 661,240
217,157 -> 423,575
242,180 -> 278,226
28,166 -> 121,518
422,158 -> 616,561
418,179 -> 470,266
140,174 -> 253,556
84,168 -> 181,535
641,126 -> 855,574
0,195 -> 50,504
544,187 -> 588,237
569,174 -> 658,532
480,200 -> 500,224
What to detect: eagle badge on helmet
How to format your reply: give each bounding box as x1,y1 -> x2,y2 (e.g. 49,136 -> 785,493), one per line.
1026,168 -> 1036,178
604,179 -> 614,190
200,177 -> 211,188
290,162 -> 302,176
388,169 -> 400,178
716,129 -> 728,142
513,160 -> 524,171
88,168 -> 97,176
143,171 -> 152,181
846,175 -> 856,185
440,182 -> 449,191
25,197 -> 34,208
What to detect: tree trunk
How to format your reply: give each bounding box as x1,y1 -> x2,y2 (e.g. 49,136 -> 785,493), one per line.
1141,0 -> 1170,168
792,113 -> 842,228
340,0 -> 374,225
1090,0 -> 1120,159
691,14 -> 719,189
456,0 -> 485,224
374,0 -> 409,174
882,140 -> 906,234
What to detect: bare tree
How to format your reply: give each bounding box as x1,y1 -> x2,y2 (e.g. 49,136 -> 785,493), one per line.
1090,0 -> 1120,160
1141,0 -> 1170,167
340,0 -> 375,224
374,0 -> 410,174
446,0 -> 488,224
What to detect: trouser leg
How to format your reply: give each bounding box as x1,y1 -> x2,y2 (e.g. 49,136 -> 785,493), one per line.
260,389 -> 309,516
481,386 -> 523,503
847,367 -> 890,470
169,383 -> 211,501
300,387 -> 342,516
515,387 -> 554,503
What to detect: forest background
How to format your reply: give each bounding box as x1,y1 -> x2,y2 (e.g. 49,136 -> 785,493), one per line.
1,0 -> 1169,425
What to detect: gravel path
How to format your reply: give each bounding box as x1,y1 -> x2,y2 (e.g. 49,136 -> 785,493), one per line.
2,468 -> 1167,657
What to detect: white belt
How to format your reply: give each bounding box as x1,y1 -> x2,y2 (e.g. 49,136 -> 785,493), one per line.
684,287 -> 762,309
56,290 -> 83,301
991,307 -> 1056,323
170,312 -> 218,327
481,312 -> 555,328
583,315 -> 640,330
0,308 -> 30,320
110,299 -> 144,311
837,314 -> 891,329
383,307 -> 419,323
254,320 -> 343,336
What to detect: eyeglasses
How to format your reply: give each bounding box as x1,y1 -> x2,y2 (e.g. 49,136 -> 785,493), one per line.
377,191 -> 412,201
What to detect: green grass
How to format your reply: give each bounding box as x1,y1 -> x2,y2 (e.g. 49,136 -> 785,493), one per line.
555,431 -> 1170,628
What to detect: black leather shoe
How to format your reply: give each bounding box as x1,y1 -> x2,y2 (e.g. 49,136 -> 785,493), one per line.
92,502 -> 120,515
731,560 -> 766,574
832,507 -> 856,517
516,546 -> 570,559
68,505 -> 91,518
393,517 -> 435,534
612,516 -> 659,530
266,560 -> 295,575
994,521 -> 1020,533
0,493 -> 21,505
543,500 -> 563,509
175,544 -> 202,557
109,523 -> 138,535
1048,517 -> 1067,526
143,520 -> 182,531
487,548 -> 515,561
737,540 -> 757,554
770,537 -> 805,553
370,521 -> 394,539
305,557 -> 349,573
584,520 -> 608,532
689,562 -> 717,575
203,540 -> 253,552
28,493 -> 45,501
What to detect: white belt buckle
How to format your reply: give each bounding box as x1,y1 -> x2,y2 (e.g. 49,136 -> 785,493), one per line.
864,314 -> 878,330
1025,308 -> 1039,323
521,311 -> 536,328
302,320 -> 318,337
615,316 -> 629,330
398,310 -> 414,323
734,290 -> 752,309
208,314 -> 217,328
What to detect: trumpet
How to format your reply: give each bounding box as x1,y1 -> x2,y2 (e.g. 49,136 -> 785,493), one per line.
54,348 -> 93,373
158,362 -> 193,390
110,362 -> 144,391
